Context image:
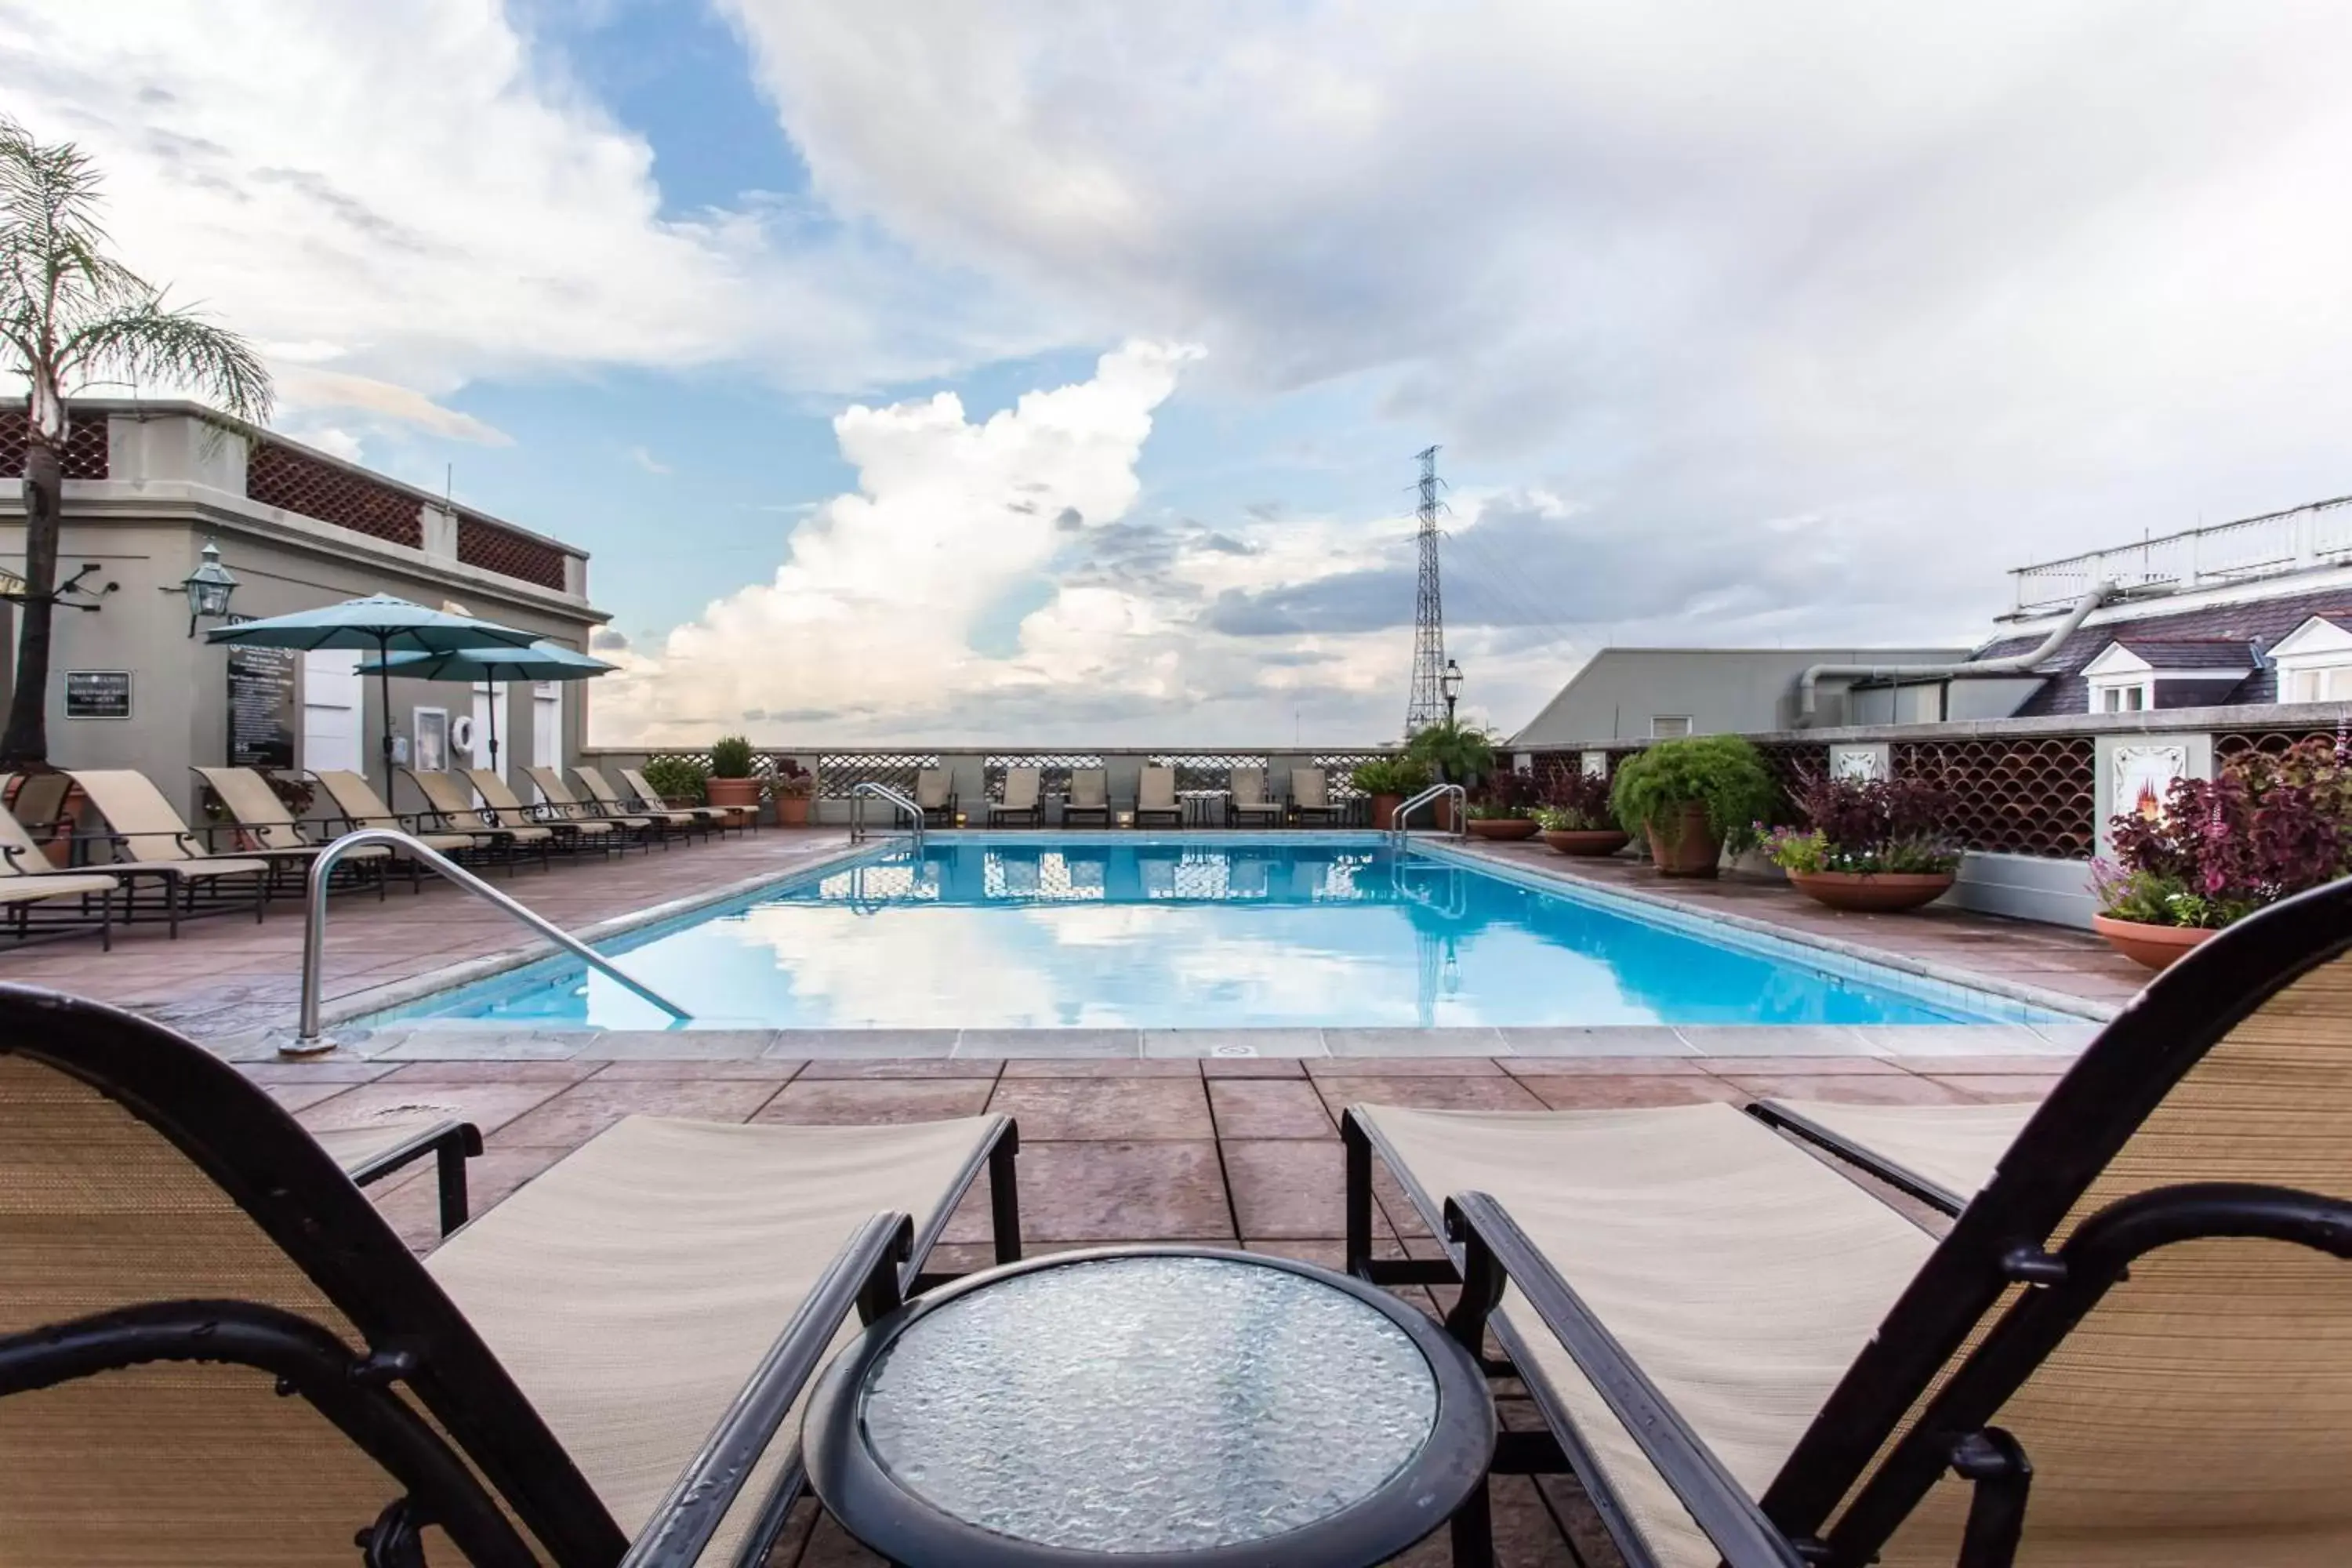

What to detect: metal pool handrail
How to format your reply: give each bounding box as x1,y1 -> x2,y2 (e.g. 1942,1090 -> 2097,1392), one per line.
288,828 -> 690,1056
1388,782 -> 1468,847
850,782 -> 926,851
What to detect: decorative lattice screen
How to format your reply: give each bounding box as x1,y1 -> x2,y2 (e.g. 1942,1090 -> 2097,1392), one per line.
248,439 -> 423,547
1892,736 -> 2095,858
0,413 -> 108,479
983,753 -> 1102,800
817,753 -> 938,798
456,517 -> 567,590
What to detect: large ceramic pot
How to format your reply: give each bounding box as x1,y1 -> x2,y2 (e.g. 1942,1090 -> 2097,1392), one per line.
1541,829 -> 1630,858
1467,817 -> 1540,841
1644,803 -> 1722,877
706,776 -> 760,811
775,793 -> 812,827
2092,913 -> 2217,972
1370,793 -> 1402,832
1787,869 -> 1955,913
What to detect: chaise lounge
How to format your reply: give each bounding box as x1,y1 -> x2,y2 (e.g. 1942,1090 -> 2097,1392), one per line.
64,770 -> 272,935
0,987 -> 1023,1568
1134,764 -> 1184,828
1226,765 -> 1286,828
1343,877 -> 2352,1566
405,768 -> 554,872
0,796 -> 117,948
1062,767 -> 1111,828
989,766 -> 1043,827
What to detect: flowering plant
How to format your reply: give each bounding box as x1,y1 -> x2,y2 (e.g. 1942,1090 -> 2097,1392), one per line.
1536,768 -> 1615,831
2097,736 -> 2352,928
1759,774 -> 1961,876
768,757 -> 816,799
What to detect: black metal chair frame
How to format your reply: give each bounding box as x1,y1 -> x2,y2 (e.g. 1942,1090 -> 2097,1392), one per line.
61,826 -> 269,935
342,1117 -> 485,1237
1343,877 -> 2352,1568
1743,1098 -> 1976,1218
0,844 -> 117,950
401,768 -> 554,875
0,989 -> 1025,1568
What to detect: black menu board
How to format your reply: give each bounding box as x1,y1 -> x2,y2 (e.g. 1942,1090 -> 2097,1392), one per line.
226,644 -> 296,768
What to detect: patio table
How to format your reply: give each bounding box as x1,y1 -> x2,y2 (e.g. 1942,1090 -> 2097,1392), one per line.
1178,790 -> 1229,828
802,1246 -> 1495,1566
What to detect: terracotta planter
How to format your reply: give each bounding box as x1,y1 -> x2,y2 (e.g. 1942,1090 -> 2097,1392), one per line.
1787,869 -> 1955,913
1467,818 -> 1540,841
706,776 -> 760,811
775,794 -> 812,827
1541,829 -> 1629,858
1370,793 -> 1402,831
2092,913 -> 2217,972
1644,804 -> 1722,877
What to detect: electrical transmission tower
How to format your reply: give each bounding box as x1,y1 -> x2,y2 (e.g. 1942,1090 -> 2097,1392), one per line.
1403,445 -> 1450,735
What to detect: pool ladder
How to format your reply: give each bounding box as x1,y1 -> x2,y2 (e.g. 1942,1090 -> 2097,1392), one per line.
849,782 -> 926,851
286,828 -> 691,1057
1388,782 -> 1468,848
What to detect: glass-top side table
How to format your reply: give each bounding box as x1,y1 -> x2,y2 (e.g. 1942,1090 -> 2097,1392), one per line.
803,1247 -> 1495,1566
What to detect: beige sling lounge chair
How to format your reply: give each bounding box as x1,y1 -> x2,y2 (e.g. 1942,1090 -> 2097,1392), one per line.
619,765 -> 734,836
527,765 -> 656,851
64,769 -> 271,935
192,766 -> 392,895
1227,765 -> 1285,826
310,768 -> 509,885
575,766 -> 700,839
0,986 -> 1024,1568
913,767 -> 956,826
989,766 -> 1043,826
1135,764 -> 1184,828
470,767 -> 617,855
1748,1098 -> 2042,1218
0,801 -> 117,947
1345,878 -> 2352,1567
1290,767 -> 1345,826
406,769 -> 554,872
1062,767 -> 1111,827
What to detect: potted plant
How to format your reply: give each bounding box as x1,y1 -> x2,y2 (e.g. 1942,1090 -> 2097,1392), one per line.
1533,768 -> 1628,856
706,736 -> 761,815
1403,719 -> 1498,831
771,756 -> 816,826
641,756 -> 710,806
1609,734 -> 1775,877
2090,739 -> 2352,970
1464,771 -> 1541,840
1761,774 -> 1962,913
1350,756 -> 1430,830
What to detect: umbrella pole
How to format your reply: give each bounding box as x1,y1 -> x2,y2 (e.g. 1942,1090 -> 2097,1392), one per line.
487,681 -> 500,777
379,639 -> 397,800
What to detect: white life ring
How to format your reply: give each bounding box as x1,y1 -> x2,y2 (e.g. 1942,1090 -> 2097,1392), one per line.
448,714 -> 476,753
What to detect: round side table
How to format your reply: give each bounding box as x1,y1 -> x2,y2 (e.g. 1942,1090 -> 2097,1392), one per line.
803,1246 -> 1494,1566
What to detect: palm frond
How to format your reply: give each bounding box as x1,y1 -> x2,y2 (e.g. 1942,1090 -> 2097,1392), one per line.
0,115 -> 163,384
58,295 -> 274,423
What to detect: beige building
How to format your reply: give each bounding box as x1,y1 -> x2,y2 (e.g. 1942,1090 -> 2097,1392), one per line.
0,401 -> 607,822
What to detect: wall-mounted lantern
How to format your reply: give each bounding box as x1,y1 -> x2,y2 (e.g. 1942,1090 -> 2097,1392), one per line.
178,539 -> 238,637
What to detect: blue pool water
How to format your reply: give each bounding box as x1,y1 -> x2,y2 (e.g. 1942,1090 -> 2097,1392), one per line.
388,836 -> 2048,1030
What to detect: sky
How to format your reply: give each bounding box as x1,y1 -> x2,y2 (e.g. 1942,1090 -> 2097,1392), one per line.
5,2 -> 2350,744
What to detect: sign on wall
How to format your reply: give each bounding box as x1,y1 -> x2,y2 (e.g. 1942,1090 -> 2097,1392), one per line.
226,643 -> 297,768
64,670 -> 130,720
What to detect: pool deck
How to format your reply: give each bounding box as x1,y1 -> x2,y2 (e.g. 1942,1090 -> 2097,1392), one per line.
16,828 -> 2116,1566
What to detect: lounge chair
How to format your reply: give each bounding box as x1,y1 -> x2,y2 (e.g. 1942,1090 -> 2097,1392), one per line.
310,768 -> 510,884
1226,765 -> 1286,827
0,802 -> 116,948
1290,766 -> 1345,826
1134,764 -> 1184,828
192,766 -> 392,897
1062,767 -> 1111,827
5,769 -> 72,850
1747,1098 -> 2038,1218
318,1116 -> 485,1239
406,768 -> 554,873
471,767 -> 619,857
989,766 -> 1043,826
1344,877 -> 2352,1567
527,765 -> 657,851
576,765 -> 702,840
618,765 -> 735,837
0,986 -> 1024,1568
63,769 -> 271,935
914,767 -> 957,827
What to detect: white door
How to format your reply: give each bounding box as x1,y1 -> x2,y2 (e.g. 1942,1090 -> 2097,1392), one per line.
301,651 -> 364,774
532,681 -> 563,771
470,681 -> 506,778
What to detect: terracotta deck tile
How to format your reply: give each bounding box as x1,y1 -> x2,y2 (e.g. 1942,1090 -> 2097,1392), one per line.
1695,1055 -> 1907,1076
986,1077 -> 1214,1141
997,1058 -> 1203,1078
1200,1056 -> 1309,1077
1314,1076 -> 1546,1113
1223,1138 -> 1359,1240
1498,1055 -> 1709,1078
267,1081 -> 357,1113
755,1078 -> 995,1127
964,1141 -> 1232,1243
497,1078 -> 785,1146
591,1058 -> 807,1080
379,1059 -> 607,1085
1716,1073 -> 1975,1105
299,1080 -> 565,1139
1515,1075 -> 1748,1110
793,1058 -> 1002,1080
1302,1056 -> 1506,1077
1207,1077 -> 1337,1138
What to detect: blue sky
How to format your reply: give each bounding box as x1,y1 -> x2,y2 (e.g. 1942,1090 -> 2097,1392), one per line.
10,2 -> 2352,743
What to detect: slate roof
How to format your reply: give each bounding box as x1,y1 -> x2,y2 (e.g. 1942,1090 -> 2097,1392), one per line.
2108,638 -> 2259,671
1970,590 -> 2352,715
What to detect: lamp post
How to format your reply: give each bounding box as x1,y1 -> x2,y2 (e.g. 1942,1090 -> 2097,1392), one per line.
1442,658 -> 1462,725
179,539 -> 238,637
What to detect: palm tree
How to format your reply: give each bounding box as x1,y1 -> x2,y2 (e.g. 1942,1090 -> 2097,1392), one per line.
0,117 -> 271,766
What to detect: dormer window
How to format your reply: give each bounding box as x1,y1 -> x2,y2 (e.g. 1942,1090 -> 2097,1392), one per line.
2082,639 -> 2252,715
2267,615 -> 2352,703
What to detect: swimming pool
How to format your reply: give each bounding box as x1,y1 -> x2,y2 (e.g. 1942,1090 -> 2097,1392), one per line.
379,834 -> 2066,1031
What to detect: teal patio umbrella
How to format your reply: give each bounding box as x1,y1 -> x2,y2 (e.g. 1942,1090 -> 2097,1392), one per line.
355,641 -> 615,775
205,595 -> 540,794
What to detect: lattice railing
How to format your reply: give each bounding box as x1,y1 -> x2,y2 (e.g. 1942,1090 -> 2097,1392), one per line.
1312,753 -> 1388,800
816,753 -> 938,798
1754,742 -> 1830,818
248,438 -> 423,548
0,412 -> 108,479
457,516 -> 567,590
1892,736 -> 2095,858
2213,724 -> 2352,764
984,753 -> 1102,800
1147,753 -> 1267,793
